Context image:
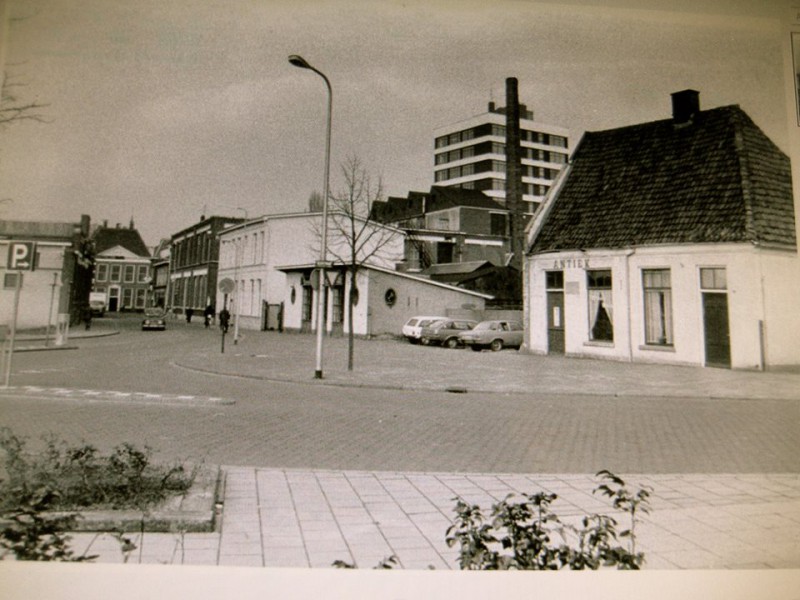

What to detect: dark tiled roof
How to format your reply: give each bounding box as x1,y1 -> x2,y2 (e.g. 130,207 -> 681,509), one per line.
372,187 -> 505,223
529,105 -> 796,253
93,226 -> 151,257
428,186 -> 505,211
423,260 -> 494,277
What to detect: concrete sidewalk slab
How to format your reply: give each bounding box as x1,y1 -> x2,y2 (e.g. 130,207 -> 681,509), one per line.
68,467 -> 800,570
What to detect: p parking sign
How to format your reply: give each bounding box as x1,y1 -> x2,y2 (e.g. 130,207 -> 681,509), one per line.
7,242 -> 36,271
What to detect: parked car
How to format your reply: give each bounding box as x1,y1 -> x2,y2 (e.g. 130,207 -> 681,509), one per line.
141,308 -> 167,331
458,320 -> 524,351
401,316 -> 448,344
420,318 -> 478,348
88,292 -> 106,317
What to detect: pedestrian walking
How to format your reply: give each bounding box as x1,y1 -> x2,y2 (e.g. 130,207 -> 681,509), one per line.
185,308 -> 194,323
204,305 -> 214,328
82,305 -> 92,330
219,308 -> 230,333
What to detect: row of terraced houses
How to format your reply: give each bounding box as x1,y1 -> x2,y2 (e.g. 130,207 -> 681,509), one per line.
2,86 -> 798,370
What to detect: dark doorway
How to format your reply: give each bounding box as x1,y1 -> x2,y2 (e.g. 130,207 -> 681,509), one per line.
547,291 -> 565,354
702,292 -> 731,368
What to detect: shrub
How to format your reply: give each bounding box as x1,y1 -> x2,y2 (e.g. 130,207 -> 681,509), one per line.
0,486 -> 96,561
445,470 -> 652,570
0,428 -> 197,512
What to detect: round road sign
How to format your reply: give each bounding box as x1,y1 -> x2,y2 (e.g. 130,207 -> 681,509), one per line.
218,278 -> 235,294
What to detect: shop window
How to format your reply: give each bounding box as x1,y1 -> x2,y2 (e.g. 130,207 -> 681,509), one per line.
643,269 -> 673,345
587,269 -> 613,342
332,286 -> 344,324
302,286 -> 313,322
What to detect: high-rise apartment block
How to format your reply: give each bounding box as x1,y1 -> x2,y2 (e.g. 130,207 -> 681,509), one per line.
433,100 -> 570,214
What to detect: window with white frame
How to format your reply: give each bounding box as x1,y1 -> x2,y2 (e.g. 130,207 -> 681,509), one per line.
110,265 -> 121,282
96,264 -> 108,282
135,288 -> 146,309
137,265 -> 149,283
587,269 -> 613,342
642,269 -> 673,346
124,265 -> 135,283
700,267 -> 727,290
122,288 -> 133,308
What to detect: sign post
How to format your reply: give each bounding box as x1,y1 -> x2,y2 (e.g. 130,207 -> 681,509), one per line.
218,278 -> 235,354
3,243 -> 34,388
3,272 -> 22,388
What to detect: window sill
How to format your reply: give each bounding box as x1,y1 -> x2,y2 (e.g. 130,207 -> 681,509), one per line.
583,341 -> 615,348
639,344 -> 676,353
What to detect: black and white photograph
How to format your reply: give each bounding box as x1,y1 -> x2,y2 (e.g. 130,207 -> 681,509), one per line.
1,0 -> 798,597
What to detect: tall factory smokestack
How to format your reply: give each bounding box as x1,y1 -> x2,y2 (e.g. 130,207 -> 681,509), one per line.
505,77 -> 524,273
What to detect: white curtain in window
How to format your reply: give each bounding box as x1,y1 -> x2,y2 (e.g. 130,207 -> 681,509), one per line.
645,290 -> 672,344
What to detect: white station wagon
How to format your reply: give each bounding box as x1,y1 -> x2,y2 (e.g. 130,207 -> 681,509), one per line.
401,316 -> 447,344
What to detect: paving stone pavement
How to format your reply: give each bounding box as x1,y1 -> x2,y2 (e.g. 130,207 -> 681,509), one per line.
13,320 -> 800,571
67,467 -> 800,570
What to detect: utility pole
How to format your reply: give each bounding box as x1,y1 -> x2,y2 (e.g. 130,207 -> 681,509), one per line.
45,272 -> 58,347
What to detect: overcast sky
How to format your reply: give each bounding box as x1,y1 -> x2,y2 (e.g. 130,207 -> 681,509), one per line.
0,0 -> 788,246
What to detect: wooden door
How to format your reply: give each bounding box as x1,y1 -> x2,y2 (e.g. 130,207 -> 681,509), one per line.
702,292 -> 731,368
547,291 -> 565,354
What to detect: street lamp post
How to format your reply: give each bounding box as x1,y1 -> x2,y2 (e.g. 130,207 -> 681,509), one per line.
233,207 -> 247,345
289,54 -> 332,380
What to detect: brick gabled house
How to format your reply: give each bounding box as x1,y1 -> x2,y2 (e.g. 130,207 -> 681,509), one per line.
92,221 -> 153,312
524,90 -> 798,369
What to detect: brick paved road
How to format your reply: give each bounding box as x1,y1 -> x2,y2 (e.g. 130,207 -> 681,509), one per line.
1,320 -> 797,474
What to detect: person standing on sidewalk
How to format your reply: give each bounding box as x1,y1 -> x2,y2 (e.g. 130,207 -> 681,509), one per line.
203,304 -> 214,328
219,308 -> 230,333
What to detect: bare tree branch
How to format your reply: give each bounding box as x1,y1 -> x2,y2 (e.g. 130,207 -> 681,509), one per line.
1,71 -> 50,127
313,154 -> 404,370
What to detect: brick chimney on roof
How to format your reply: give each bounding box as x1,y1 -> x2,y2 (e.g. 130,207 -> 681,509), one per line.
671,89 -> 700,124
505,77 -> 524,271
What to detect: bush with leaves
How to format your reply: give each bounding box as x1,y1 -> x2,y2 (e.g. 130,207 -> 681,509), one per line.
445,470 -> 652,570
0,428 -> 196,512
0,486 -> 96,561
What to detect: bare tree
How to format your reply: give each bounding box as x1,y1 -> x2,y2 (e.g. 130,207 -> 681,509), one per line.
0,70 -> 48,127
321,155 -> 403,371
1,4 -> 48,129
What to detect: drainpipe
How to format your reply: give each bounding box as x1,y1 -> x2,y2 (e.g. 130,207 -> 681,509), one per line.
756,244 -> 766,371
624,247 -> 635,362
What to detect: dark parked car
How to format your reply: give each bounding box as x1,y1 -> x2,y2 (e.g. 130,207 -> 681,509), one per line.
420,319 -> 478,348
458,320 -> 524,351
141,308 -> 167,331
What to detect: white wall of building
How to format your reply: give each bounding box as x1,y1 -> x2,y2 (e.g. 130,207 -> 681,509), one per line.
217,213 -> 405,331
526,244 -> 800,369
0,241 -> 68,330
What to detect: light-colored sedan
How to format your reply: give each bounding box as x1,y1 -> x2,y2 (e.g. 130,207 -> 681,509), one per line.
420,319 -> 477,348
458,320 -> 524,352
